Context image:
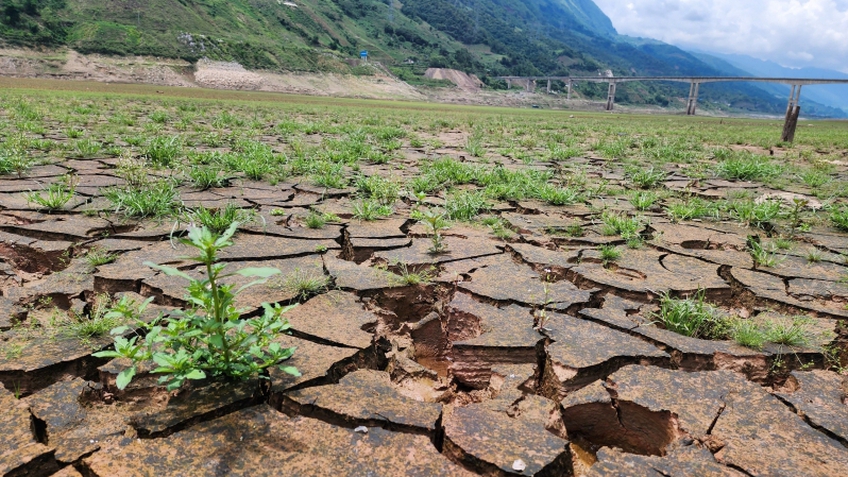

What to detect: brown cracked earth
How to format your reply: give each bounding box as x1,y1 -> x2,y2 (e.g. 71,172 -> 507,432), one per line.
2,90 -> 848,477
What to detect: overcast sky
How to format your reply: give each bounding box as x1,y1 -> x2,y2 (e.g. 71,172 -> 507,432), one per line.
592,0 -> 848,73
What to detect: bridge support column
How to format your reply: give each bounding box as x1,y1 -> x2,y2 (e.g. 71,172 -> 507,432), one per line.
506,79 -> 511,89
547,79 -> 551,94
782,84 -> 802,142
686,81 -> 701,115
527,80 -> 536,92
567,80 -> 573,100
605,81 -> 616,111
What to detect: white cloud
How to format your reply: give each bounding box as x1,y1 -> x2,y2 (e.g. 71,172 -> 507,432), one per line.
593,0 -> 848,72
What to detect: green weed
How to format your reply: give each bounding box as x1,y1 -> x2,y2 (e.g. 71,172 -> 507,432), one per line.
94,223 -> 299,391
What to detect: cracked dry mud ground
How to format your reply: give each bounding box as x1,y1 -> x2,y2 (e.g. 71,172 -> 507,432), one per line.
2,99 -> 848,477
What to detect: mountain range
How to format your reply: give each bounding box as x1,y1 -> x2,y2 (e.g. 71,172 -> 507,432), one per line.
1,0 -> 844,117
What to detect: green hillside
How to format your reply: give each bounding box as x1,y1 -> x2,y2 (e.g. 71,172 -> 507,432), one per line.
0,0 -> 844,116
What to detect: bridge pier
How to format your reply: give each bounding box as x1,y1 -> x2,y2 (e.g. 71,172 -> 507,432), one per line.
527,80 -> 536,92
567,80 -> 572,100
547,79 -> 551,94
605,81 -> 616,111
782,84 -> 802,142
506,79 -> 511,89
686,81 -> 701,115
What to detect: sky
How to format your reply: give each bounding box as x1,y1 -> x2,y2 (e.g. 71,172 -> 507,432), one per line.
592,0 -> 848,73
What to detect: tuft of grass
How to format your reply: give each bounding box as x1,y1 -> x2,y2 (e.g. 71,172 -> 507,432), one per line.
716,153 -> 782,181
302,209 -> 339,229
665,197 -> 719,222
279,268 -> 330,301
391,262 -> 436,286
84,247 -> 118,269
728,199 -> 782,228
481,217 -> 514,239
806,248 -> 824,263
730,320 -> 768,350
538,184 -> 581,206
830,206 -> 848,231
356,175 -> 400,205
600,211 -> 641,240
352,199 -> 393,221
188,166 -> 229,189
627,166 -> 667,189
445,190 -> 491,221
629,191 -> 658,211
183,204 -> 255,235
145,136 -> 182,167
60,294 -> 126,345
599,245 -> 622,265
652,292 -> 727,339
103,180 -> 180,218
24,177 -> 76,210
765,316 -> 815,347
73,138 -> 102,158
748,238 -> 785,268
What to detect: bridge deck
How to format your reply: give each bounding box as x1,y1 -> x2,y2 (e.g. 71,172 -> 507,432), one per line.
495,76 -> 848,86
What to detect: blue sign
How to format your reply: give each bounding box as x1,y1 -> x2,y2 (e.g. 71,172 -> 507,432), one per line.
360,50 -> 368,59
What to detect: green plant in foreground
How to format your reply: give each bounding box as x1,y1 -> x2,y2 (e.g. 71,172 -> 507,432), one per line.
94,223 -> 299,391
25,177 -> 76,210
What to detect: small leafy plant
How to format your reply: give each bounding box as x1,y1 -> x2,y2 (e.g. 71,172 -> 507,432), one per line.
417,207 -> 449,254
94,223 -> 299,391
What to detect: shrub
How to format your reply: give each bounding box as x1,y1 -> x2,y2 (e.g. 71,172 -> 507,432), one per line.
94,223 -> 300,391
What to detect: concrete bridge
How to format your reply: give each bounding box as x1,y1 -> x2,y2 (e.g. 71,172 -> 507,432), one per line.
496,75 -> 848,141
